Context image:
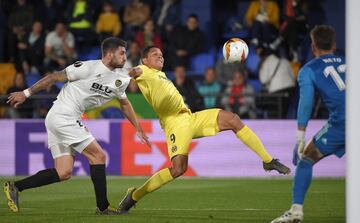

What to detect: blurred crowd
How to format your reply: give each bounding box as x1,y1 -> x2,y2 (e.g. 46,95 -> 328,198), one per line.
0,0 -> 334,119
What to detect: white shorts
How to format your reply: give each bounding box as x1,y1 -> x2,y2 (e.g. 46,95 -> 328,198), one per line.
45,108 -> 95,159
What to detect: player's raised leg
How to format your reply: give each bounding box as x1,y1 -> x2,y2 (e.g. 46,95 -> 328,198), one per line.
81,140 -> 121,214
119,155 -> 188,213
217,110 -> 290,174
3,155 -> 72,212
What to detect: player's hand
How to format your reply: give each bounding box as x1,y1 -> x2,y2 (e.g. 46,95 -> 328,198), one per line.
136,131 -> 151,148
292,129 -> 306,165
128,68 -> 142,78
292,140 -> 305,166
7,91 -> 27,108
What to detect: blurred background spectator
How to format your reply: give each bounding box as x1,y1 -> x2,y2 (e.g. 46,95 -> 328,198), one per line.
65,0 -> 97,48
135,19 -> 163,50
168,14 -> 204,69
271,0 -> 309,61
44,22 -> 76,72
96,1 -> 122,42
123,0 -> 151,40
222,69 -> 256,119
153,0 -> 181,42
7,0 -> 34,64
245,0 -> 279,47
198,67 -> 222,109
172,65 -> 204,112
5,73 -> 33,118
17,21 -> 45,74
215,58 -> 247,86
124,41 -> 142,68
258,46 -> 296,118
34,0 -> 64,33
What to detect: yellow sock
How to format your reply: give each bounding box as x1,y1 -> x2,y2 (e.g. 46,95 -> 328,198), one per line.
236,125 -> 273,163
132,168 -> 174,201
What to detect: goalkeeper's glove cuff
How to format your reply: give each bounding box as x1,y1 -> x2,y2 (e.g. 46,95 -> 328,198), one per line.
296,130 -> 306,143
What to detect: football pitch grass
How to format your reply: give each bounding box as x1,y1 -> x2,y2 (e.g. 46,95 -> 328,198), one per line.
0,177 -> 344,223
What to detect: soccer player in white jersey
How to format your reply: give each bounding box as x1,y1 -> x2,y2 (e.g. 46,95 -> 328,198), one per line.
4,37 -> 150,214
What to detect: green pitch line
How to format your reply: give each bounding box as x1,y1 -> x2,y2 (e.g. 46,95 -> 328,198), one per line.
0,177 -> 345,223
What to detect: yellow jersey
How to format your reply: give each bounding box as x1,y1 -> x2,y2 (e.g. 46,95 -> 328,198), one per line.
135,65 -> 190,125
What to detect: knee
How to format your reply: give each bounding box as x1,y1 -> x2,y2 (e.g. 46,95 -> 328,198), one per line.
170,164 -> 188,178
56,169 -> 72,181
96,150 -> 107,163
301,146 -> 323,164
89,150 -> 107,164
227,113 -> 244,131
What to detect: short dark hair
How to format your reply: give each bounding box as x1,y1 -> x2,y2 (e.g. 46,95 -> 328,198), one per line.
310,25 -> 336,51
141,45 -> 157,60
101,37 -> 127,56
188,14 -> 198,21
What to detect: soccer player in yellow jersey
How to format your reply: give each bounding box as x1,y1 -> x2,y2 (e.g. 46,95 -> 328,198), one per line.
119,46 -> 290,212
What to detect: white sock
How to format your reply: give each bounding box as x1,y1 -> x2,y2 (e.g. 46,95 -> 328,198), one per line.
290,204 -> 303,213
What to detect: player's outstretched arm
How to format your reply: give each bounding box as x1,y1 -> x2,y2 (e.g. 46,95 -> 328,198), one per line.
7,70 -> 68,108
293,67 -> 315,165
128,67 -> 143,79
119,98 -> 151,147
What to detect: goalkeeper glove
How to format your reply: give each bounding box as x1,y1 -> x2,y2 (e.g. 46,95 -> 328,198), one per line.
292,130 -> 305,166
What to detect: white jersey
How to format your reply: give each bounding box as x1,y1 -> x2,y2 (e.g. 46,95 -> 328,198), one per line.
51,60 -> 131,118
45,60 -> 130,157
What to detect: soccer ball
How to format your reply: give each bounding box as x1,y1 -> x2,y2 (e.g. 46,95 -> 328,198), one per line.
223,38 -> 249,63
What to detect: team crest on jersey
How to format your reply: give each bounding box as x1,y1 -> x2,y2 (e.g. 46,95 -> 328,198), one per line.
115,79 -> 122,87
171,145 -> 178,153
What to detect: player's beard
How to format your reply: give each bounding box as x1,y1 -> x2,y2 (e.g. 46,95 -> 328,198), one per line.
110,58 -> 125,69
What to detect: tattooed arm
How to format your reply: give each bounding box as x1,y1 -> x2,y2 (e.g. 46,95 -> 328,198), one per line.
7,70 -> 68,108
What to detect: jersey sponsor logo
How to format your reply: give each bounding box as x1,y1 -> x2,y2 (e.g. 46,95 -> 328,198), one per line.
74,61 -> 83,67
90,82 -> 112,96
115,79 -> 122,87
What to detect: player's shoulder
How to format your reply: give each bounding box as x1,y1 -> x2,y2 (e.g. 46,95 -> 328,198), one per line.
299,62 -> 314,76
137,65 -> 150,72
298,61 -> 316,83
66,60 -> 101,75
80,60 -> 101,68
113,67 -> 131,79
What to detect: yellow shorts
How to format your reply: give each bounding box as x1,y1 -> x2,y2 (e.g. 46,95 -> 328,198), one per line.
163,108 -> 221,159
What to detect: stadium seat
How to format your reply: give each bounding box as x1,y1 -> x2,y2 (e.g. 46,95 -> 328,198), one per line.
0,63 -> 16,94
246,46 -> 261,76
189,53 -> 215,75
77,46 -> 101,61
247,79 -> 262,92
26,72 -> 41,88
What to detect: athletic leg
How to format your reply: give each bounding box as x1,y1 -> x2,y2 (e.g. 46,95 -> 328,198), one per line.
217,110 -> 273,161
217,110 -> 290,174
134,154 -> 186,200
81,140 -> 111,212
119,155 -> 187,213
135,154 -> 187,199
120,113 -> 193,213
4,155 -> 71,212
271,141 -> 323,223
